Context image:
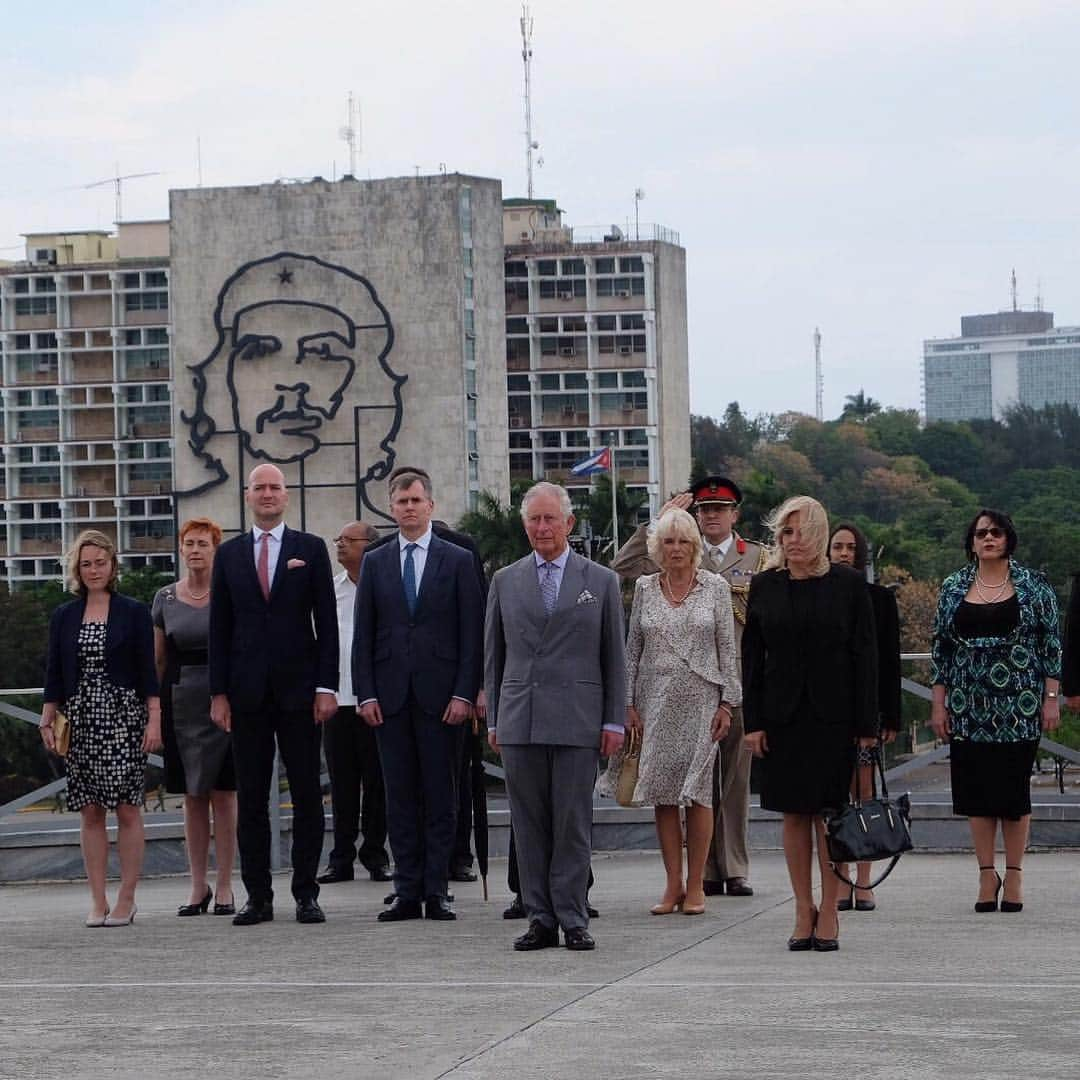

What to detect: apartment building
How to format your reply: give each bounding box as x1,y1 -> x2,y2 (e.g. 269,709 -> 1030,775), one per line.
502,198 -> 690,515
924,308 -> 1080,422
0,223 -> 174,589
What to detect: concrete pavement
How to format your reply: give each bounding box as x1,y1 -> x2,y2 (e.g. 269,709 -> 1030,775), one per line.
1,850 -> 1078,1080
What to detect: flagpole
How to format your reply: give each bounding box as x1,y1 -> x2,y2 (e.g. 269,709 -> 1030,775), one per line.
609,436 -> 618,554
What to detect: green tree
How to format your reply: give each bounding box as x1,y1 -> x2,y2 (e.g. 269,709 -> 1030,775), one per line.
840,389 -> 882,423
456,485 -> 532,574
865,408 -> 921,456
576,475 -> 649,563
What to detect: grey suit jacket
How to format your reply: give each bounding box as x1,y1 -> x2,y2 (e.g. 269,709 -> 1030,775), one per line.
611,524 -> 765,651
484,551 -> 626,748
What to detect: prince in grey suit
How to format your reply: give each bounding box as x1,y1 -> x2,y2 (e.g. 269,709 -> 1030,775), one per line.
485,482 -> 626,951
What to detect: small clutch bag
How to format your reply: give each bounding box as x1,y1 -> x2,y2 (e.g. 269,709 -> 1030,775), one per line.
53,711 -> 71,757
615,727 -> 642,807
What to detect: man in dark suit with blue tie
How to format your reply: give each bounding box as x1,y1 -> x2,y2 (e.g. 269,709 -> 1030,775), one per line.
353,470 -> 483,922
209,463 -> 339,926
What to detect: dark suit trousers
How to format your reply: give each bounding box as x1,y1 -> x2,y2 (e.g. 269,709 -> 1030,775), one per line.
501,745 -> 598,932
375,693 -> 459,902
231,700 -> 324,904
323,706 -> 389,873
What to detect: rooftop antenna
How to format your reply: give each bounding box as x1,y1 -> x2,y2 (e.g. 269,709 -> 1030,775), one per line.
634,188 -> 645,241
814,327 -> 824,422
520,4 -> 539,199
1011,268 -> 1018,312
85,165 -> 161,223
1035,277 -> 1044,312
338,92 -> 360,176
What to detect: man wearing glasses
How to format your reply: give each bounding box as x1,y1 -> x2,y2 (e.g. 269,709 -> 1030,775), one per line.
317,521 -> 393,884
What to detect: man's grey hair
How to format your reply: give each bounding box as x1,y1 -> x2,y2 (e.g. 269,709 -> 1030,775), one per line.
520,481 -> 573,521
389,470 -> 433,500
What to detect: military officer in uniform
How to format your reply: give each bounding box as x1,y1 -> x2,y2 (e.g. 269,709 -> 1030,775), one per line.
611,475 -> 765,896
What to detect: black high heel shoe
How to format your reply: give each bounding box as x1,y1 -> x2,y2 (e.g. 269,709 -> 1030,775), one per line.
788,907 -> 817,951
1000,866 -> 1023,913
974,866 -> 1002,913
836,884 -> 854,912
178,885 -> 213,917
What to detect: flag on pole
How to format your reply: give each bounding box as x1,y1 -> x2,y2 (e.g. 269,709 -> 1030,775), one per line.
569,446 -> 612,476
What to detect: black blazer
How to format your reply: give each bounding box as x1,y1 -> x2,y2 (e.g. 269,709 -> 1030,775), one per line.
352,533 -> 483,717
869,581 -> 902,731
44,592 -> 159,706
742,564 -> 878,738
208,525 -> 338,712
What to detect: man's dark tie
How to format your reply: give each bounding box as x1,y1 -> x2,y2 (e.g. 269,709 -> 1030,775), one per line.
403,543 -> 418,615
257,531 -> 271,601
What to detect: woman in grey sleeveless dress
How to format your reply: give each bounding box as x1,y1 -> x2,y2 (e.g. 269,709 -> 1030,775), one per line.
152,518 -> 237,916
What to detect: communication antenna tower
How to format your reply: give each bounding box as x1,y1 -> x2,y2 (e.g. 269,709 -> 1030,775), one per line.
1035,277 -> 1044,312
339,92 -> 361,176
814,327 -> 824,422
1011,268 -> 1018,312
520,4 -> 540,199
85,165 -> 161,223
634,188 -> 645,241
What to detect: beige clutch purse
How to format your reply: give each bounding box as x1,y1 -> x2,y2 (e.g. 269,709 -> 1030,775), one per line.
615,727 -> 642,807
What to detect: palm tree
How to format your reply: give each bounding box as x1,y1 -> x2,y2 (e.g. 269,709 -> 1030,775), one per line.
841,389 -> 882,423
455,485 -> 532,574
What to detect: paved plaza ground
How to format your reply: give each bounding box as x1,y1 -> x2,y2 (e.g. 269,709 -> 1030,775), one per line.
1,849 -> 1077,1080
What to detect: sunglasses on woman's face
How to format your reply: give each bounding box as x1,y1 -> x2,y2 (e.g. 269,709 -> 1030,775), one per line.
974,527 -> 1005,539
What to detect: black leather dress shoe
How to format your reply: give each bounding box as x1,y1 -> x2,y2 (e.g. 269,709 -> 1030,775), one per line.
316,866 -> 354,885
503,894 -> 527,920
425,896 -> 457,921
232,899 -> 273,926
702,880 -> 726,896
377,897 -> 423,922
724,877 -> 754,897
367,865 -> 393,883
295,898 -> 326,924
449,866 -> 478,883
513,920 -> 560,951
563,927 -> 596,951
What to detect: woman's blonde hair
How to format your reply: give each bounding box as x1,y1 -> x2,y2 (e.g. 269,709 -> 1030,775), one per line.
66,529 -> 120,596
646,507 -> 703,570
763,495 -> 830,576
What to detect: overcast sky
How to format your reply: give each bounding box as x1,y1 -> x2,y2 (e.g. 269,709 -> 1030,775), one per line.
3,0 -> 1079,421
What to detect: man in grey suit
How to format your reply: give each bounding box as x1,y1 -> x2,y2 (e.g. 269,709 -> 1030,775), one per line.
485,482 -> 626,952
612,475 -> 765,897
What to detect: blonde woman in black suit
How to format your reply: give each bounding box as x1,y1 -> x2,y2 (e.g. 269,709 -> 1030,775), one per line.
742,497 -> 878,952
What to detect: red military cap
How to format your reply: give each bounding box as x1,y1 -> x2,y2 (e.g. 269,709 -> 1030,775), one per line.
691,475 -> 742,506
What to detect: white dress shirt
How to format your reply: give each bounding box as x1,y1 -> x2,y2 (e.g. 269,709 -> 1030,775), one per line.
399,526 -> 433,596
333,569 -> 357,707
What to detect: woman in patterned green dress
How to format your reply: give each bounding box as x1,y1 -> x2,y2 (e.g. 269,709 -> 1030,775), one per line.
930,509 -> 1061,914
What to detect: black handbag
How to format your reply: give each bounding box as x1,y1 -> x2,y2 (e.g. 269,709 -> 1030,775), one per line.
824,745 -> 913,889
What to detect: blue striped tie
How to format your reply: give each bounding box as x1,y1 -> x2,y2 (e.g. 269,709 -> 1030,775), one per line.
403,543 -> 418,615
540,561 -> 558,615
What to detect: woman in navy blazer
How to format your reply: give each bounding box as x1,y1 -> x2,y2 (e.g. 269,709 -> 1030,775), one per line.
40,530 -> 161,927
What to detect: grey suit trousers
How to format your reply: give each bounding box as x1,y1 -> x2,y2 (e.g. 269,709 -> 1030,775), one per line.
500,744 -> 598,932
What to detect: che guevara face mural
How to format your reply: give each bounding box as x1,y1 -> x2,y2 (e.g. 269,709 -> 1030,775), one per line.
180,252 -> 405,511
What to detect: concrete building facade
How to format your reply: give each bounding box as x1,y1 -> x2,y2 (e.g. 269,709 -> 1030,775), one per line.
502,199 -> 690,518
0,223 -> 174,589
169,174 -> 508,543
924,309 -> 1080,422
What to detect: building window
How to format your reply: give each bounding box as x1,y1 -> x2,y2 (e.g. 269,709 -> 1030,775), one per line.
595,258 -> 615,274
146,327 -> 169,344
507,374 -> 530,391
622,370 -> 647,387
537,260 -> 557,277
560,258 -> 586,276
619,256 -> 644,273
15,297 -> 57,316
506,317 -> 529,335
597,372 -> 618,388
539,374 -> 560,390
565,430 -> 589,448
564,373 -> 587,389
505,261 -> 528,278
126,291 -> 169,312
541,431 -> 561,448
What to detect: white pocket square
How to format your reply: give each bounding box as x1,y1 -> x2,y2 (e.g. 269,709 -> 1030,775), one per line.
287,558 -> 306,569
576,589 -> 597,605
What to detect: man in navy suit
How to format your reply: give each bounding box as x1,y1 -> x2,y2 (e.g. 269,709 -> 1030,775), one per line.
353,470 -> 483,922
209,463 -> 338,926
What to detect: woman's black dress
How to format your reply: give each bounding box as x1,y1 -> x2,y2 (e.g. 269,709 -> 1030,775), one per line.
742,567 -> 878,815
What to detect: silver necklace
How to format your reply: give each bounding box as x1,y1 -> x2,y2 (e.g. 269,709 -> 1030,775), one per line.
974,568 -> 1009,603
